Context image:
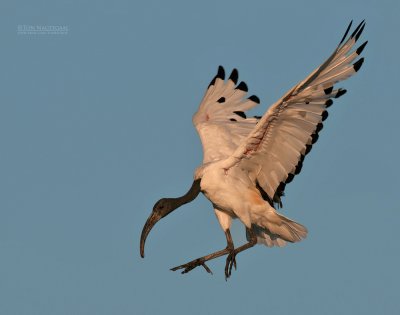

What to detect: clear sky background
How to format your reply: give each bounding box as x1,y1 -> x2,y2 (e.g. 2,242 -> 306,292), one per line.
1,0 -> 399,314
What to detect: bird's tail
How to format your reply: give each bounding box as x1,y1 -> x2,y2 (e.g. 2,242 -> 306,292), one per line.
248,210 -> 308,247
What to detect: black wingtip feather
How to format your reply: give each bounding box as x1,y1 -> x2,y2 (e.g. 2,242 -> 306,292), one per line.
285,173 -> 294,184
339,20 -> 353,45
208,76 -> 216,88
324,86 -> 333,95
351,20 -> 365,39
234,111 -> 246,119
325,99 -> 333,107
335,89 -> 347,98
248,95 -> 260,103
356,41 -> 368,55
236,81 -> 248,92
275,183 -> 286,204
217,66 -> 225,79
353,58 -> 364,72
355,22 -> 366,42
229,69 -> 239,84
322,110 -> 329,121
294,160 -> 303,175
311,133 -> 319,144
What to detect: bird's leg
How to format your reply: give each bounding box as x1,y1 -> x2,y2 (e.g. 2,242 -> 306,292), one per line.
170,229 -> 235,275
225,228 -> 257,278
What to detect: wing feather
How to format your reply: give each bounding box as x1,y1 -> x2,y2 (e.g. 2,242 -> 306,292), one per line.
193,67 -> 262,163
221,21 -> 367,204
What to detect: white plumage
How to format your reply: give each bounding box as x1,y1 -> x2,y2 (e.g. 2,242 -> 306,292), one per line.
193,21 -> 366,249
140,21 -> 367,277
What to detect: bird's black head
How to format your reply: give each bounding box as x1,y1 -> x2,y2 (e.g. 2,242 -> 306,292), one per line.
140,198 -> 177,258
153,198 -> 175,217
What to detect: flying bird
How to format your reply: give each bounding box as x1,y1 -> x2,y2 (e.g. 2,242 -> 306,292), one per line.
140,21 -> 367,279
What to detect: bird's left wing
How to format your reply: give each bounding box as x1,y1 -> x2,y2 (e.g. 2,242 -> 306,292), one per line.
222,21 -> 367,204
193,67 -> 262,164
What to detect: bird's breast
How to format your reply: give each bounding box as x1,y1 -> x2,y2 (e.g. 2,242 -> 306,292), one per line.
200,165 -> 252,215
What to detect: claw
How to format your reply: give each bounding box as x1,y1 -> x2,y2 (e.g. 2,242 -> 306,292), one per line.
229,256 -> 235,275
224,251 -> 237,280
201,263 -> 213,274
171,258 -> 213,275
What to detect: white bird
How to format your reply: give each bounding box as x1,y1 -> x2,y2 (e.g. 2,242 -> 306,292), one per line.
140,21 -> 367,279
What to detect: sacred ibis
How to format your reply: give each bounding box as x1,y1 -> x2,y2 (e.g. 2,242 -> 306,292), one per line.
140,21 -> 367,278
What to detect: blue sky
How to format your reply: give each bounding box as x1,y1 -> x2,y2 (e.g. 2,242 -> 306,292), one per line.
1,0 -> 399,314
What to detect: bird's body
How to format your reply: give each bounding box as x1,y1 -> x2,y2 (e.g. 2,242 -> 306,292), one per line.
140,21 -> 367,278
199,162 -> 306,245
193,66 -> 311,247
199,162 -> 254,227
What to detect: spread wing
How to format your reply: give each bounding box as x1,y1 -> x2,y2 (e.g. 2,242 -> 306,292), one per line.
222,20 -> 367,206
193,66 -> 262,163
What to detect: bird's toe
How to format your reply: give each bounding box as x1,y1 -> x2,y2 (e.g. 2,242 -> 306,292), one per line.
171,258 -> 213,275
224,251 -> 237,279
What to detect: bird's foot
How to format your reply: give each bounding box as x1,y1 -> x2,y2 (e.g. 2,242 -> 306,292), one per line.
170,258 -> 213,275
224,250 -> 237,280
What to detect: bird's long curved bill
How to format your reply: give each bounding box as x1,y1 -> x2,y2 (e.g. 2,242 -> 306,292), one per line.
140,212 -> 161,258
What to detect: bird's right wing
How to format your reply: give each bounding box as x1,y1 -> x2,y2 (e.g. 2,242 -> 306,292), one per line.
221,21 -> 367,203
193,67 -> 262,164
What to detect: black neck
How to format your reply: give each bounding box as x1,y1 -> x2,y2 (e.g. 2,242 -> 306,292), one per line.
172,179 -> 201,208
